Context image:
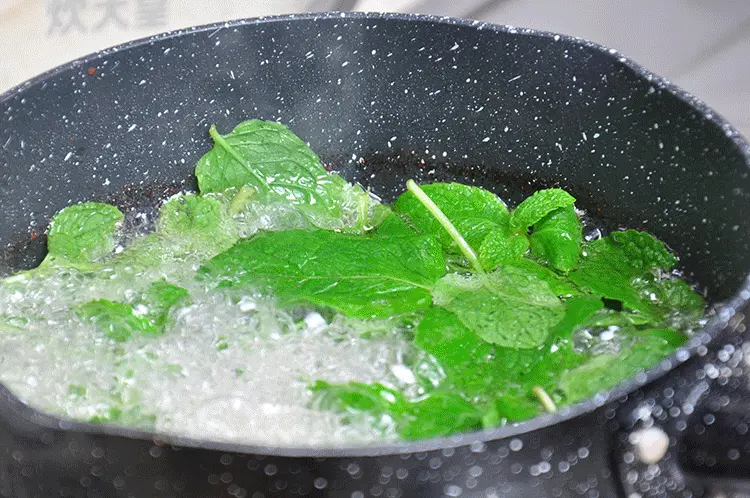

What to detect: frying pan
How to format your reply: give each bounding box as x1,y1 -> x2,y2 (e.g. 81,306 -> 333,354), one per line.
0,12 -> 749,498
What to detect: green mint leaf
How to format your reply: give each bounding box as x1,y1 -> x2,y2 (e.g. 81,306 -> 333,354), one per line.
416,307 -> 552,400
200,229 -> 446,318
529,205 -> 582,272
393,182 -> 510,250
511,189 -> 576,230
108,234 -> 169,270
415,307 -> 502,397
453,219 -> 510,252
77,300 -> 156,342
158,193 -> 238,256
516,298 -> 605,391
415,307 -> 578,427
311,381 -> 482,440
549,295 -> 605,339
507,259 -> 582,298
68,384 -> 87,399
134,280 -> 189,331
484,394 -> 541,425
399,392 -> 483,439
77,281 -> 187,342
586,309 -> 654,327
432,267 -> 564,348
195,120 -> 386,231
0,314 -> 29,332
558,334 -> 678,404
658,279 -> 705,313
639,327 -> 688,348
111,194 -> 239,271
633,277 -> 705,322
403,180 -> 484,274
311,381 -> 410,436
195,120 -> 328,198
47,202 -> 124,263
569,230 -> 697,318
569,247 -> 651,315
478,230 -> 530,269
371,213 -> 417,237
610,230 -> 677,272
415,307 -> 487,369
312,381 -> 407,415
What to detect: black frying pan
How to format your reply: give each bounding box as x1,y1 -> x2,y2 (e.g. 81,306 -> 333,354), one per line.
0,12 -> 749,498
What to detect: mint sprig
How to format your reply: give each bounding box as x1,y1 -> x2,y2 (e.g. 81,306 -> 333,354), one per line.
2,119 -> 704,442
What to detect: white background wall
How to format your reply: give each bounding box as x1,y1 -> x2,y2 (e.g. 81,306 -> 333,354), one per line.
475,0 -> 750,139
0,0 -> 304,92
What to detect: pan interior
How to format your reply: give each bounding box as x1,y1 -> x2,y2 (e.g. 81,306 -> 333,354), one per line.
0,13 -> 749,453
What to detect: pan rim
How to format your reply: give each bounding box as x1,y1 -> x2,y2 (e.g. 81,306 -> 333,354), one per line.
1,10 -> 749,458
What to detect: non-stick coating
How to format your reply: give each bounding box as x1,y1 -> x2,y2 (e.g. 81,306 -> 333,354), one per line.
0,10 -> 749,490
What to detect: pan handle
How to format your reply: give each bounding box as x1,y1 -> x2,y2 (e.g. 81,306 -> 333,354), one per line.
613,307 -> 750,497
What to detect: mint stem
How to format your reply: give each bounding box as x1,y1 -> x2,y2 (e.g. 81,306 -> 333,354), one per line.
532,385 -> 557,413
406,179 -> 484,274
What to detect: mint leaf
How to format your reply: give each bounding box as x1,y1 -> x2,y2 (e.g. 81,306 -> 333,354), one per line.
432,267 -> 564,348
89,405 -> 156,428
511,189 -> 576,230
549,295 -> 605,339
415,307 -> 487,369
77,281 -> 187,341
630,276 -> 704,323
371,213 -> 416,237
110,194 -> 238,270
312,381 -> 407,416
650,279 -> 705,319
485,394 -> 541,425
415,307 -> 553,399
195,120 -> 386,231
558,334 -> 678,404
507,259 -> 582,297
68,384 -> 87,398
400,392 -> 483,439
570,249 -> 652,315
393,182 -> 509,250
108,234 -> 168,269
415,307 -> 502,397
158,193 -> 237,255
478,230 -> 529,269
0,314 -> 29,332
569,230 -> 698,318
47,202 -> 124,263
402,180 -> 485,274
196,120 -> 329,199
529,206 -> 582,272
311,381 -> 483,440
135,280 -> 189,331
333,305 -> 590,433
200,229 -> 446,318
77,300 -> 155,342
609,230 -> 677,272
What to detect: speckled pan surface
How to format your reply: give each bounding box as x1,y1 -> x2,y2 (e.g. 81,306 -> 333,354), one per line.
0,11 -> 749,497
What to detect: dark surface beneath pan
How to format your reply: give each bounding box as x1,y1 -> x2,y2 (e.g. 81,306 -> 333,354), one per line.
1,12 -> 750,497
